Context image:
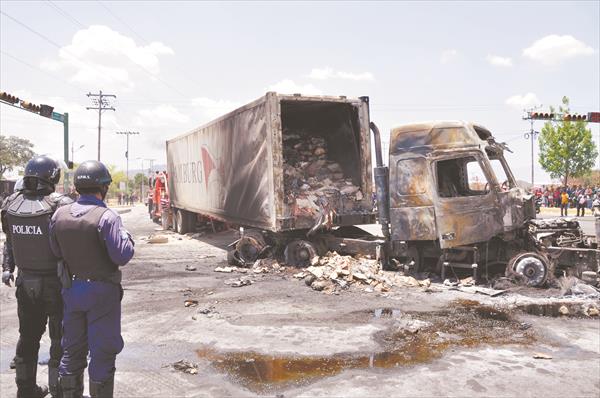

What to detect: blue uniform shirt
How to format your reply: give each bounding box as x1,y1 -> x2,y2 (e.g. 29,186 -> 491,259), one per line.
49,195 -> 135,266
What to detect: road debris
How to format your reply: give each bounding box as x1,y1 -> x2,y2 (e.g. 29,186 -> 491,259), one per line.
184,299 -> 199,307
148,235 -> 169,244
214,266 -> 235,273
185,265 -> 197,271
197,305 -> 217,315
170,360 -> 199,375
224,277 -> 253,287
533,353 -> 553,360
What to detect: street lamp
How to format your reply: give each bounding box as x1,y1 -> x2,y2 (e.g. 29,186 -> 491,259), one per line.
71,143 -> 85,164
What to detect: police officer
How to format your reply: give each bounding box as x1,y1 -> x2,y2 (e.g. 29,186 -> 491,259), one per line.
49,160 -> 134,398
1,155 -> 72,398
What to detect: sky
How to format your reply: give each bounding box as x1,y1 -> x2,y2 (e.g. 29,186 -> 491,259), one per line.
1,0 -> 599,184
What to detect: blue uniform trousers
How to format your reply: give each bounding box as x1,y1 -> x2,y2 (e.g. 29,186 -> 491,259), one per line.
59,280 -> 123,382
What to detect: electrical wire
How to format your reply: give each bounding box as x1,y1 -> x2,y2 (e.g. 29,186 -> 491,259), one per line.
45,0 -> 86,28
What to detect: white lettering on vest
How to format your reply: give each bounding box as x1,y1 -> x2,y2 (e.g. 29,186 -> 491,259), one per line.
11,225 -> 43,235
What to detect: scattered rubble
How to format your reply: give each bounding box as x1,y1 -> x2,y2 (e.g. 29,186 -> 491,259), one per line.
224,277 -> 253,287
170,360 -> 199,375
283,130 -> 363,216
533,353 -> 553,360
147,235 -> 169,244
214,266 -> 235,273
184,299 -> 198,307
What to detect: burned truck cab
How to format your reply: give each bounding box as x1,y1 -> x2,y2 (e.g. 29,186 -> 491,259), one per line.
388,121 -> 532,248
382,120 -> 598,285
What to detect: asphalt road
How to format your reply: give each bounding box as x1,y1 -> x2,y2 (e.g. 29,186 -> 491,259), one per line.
1,205 -> 599,397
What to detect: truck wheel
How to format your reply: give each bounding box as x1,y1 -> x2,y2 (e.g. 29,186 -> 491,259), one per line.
227,249 -> 242,266
176,210 -> 193,235
172,209 -> 180,233
161,211 -> 170,231
284,240 -> 317,267
507,252 -> 550,287
235,230 -> 266,265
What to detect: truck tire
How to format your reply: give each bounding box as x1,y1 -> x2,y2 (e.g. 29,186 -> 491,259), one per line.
284,240 -> 317,267
176,209 -> 194,235
172,208 -> 180,233
506,251 -> 550,287
161,211 -> 170,231
235,230 -> 267,265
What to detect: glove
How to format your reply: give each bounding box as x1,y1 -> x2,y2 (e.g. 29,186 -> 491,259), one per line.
2,271 -> 14,287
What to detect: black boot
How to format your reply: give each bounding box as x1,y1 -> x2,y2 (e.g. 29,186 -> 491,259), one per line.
89,373 -> 114,398
48,365 -> 60,398
15,361 -> 49,398
58,373 -> 84,398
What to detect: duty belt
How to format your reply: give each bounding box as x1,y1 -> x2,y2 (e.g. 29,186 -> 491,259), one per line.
71,271 -> 121,285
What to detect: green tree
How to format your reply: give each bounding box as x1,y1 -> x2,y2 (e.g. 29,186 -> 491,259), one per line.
0,135 -> 35,179
538,96 -> 598,186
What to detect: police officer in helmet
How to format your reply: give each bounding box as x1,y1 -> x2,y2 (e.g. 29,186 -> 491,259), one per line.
49,160 -> 134,398
1,155 -> 72,398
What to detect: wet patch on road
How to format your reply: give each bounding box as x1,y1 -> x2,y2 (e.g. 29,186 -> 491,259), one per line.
196,300 -> 536,393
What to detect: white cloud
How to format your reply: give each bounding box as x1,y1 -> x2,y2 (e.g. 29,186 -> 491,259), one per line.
190,97 -> 241,120
440,49 -> 458,64
266,79 -> 322,95
505,93 -> 541,109
135,105 -> 189,126
486,54 -> 513,67
40,25 -> 174,90
308,67 -> 374,81
523,34 -> 595,65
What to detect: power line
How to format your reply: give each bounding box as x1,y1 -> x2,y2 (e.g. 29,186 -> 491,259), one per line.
0,10 -> 115,83
45,0 -> 86,28
0,50 -> 85,94
97,1 -> 147,44
96,1 -> 208,94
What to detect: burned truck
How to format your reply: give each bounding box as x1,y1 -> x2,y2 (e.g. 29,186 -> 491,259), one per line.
166,92 -> 376,264
373,120 -> 599,286
165,93 -> 599,286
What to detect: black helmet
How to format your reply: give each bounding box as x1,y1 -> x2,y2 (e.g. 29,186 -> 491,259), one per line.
24,155 -> 62,185
74,160 -> 112,190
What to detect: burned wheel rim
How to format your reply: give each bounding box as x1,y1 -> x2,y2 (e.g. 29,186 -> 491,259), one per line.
235,230 -> 266,265
510,252 -> 549,287
284,240 -> 317,267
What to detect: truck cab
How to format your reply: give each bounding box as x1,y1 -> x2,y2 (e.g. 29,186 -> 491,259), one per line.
389,120 -> 534,250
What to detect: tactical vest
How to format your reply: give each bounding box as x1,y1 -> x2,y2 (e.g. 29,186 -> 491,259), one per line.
52,204 -> 118,281
5,193 -> 59,274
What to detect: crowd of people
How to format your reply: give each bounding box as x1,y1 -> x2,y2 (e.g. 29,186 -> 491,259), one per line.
534,185 -> 600,217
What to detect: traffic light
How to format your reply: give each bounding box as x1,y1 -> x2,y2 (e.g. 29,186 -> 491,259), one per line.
0,91 -> 20,104
20,101 -> 41,113
562,114 -> 587,122
530,112 -> 554,120
40,104 -> 54,118
587,112 -> 600,123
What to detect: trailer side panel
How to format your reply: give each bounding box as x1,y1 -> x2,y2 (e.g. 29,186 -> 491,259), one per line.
167,97 -> 276,230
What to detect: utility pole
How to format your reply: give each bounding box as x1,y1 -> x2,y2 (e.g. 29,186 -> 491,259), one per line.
137,157 -> 156,202
86,90 -> 116,161
523,106 -> 543,187
522,110 -> 600,186
116,131 -> 139,197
